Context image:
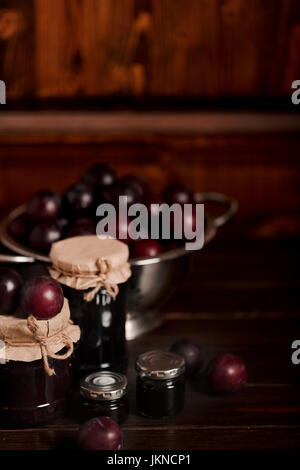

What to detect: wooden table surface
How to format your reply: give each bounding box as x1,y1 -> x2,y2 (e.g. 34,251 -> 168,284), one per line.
0,238 -> 299,450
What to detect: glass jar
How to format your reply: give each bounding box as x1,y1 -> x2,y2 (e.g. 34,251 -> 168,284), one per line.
0,352 -> 72,427
0,297 -> 80,427
79,371 -> 129,424
49,236 -> 131,377
63,283 -> 128,376
136,350 -> 185,419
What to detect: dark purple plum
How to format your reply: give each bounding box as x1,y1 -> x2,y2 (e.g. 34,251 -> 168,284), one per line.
78,417 -> 123,450
73,217 -> 94,226
163,183 -> 194,205
63,183 -> 94,218
147,194 -> 165,217
107,215 -> 131,244
103,181 -> 141,207
122,174 -> 149,201
8,214 -> 31,242
29,222 -> 62,253
97,213 -> 148,245
119,181 -> 142,206
55,217 -> 69,235
66,218 -> 96,238
21,276 -> 64,320
83,163 -> 116,188
146,194 -> 165,240
207,353 -> 247,394
170,338 -> 202,378
0,268 -> 23,315
132,239 -> 163,258
27,190 -> 61,222
100,185 -> 117,205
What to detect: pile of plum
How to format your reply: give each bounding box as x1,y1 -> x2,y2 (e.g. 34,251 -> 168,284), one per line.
8,163 -> 200,258
0,267 -> 64,319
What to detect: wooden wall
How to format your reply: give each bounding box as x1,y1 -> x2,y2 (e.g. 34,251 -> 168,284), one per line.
0,0 -> 300,100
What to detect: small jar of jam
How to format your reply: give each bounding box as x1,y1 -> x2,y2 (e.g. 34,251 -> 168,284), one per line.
79,371 -> 129,424
49,236 -> 131,376
0,299 -> 80,427
136,350 -> 185,419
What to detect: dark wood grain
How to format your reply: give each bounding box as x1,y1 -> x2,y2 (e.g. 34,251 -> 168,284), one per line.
165,239 -> 300,314
1,111 -> 300,136
0,0 -> 300,100
1,424 -> 300,450
0,0 -> 35,98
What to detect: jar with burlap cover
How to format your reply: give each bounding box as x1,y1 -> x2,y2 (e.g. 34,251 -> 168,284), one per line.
49,236 -> 131,301
0,298 -> 80,376
49,236 -> 131,374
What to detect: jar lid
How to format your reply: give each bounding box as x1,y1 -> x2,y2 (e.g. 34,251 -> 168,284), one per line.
136,350 -> 185,380
50,236 -> 130,278
49,236 -> 131,299
80,371 -> 128,401
0,298 -> 80,370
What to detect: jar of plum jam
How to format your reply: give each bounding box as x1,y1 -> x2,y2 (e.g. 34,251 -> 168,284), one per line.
63,283 -> 128,376
0,354 -> 72,427
136,350 -> 185,419
0,299 -> 80,427
50,236 -> 131,376
79,371 -> 129,424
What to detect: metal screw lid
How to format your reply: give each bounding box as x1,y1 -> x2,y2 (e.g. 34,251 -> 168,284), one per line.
135,350 -> 185,380
80,371 -> 128,401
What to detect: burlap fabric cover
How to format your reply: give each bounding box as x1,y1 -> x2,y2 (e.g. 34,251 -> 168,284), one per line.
0,298 -> 80,376
49,236 -> 131,301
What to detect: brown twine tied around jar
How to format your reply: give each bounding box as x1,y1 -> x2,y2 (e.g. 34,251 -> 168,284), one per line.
84,258 -> 119,301
50,257 -> 119,302
26,315 -> 74,376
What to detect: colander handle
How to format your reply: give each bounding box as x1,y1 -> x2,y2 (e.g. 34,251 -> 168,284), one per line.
0,254 -> 35,263
194,192 -> 238,228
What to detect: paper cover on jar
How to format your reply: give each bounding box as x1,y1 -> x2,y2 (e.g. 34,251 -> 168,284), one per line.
49,236 -> 131,300
0,298 -> 80,369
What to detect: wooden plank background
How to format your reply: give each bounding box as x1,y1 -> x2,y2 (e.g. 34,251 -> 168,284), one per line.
0,0 -> 299,100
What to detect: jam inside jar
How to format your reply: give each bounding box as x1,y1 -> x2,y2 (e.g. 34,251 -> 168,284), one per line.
0,353 -> 72,427
136,350 -> 185,419
63,283 -> 128,376
79,371 -> 129,424
49,236 -> 132,377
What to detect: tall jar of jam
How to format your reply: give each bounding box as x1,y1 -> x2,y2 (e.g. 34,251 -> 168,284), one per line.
0,299 -> 80,427
136,350 -> 185,419
49,236 -> 131,376
79,371 -> 129,424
